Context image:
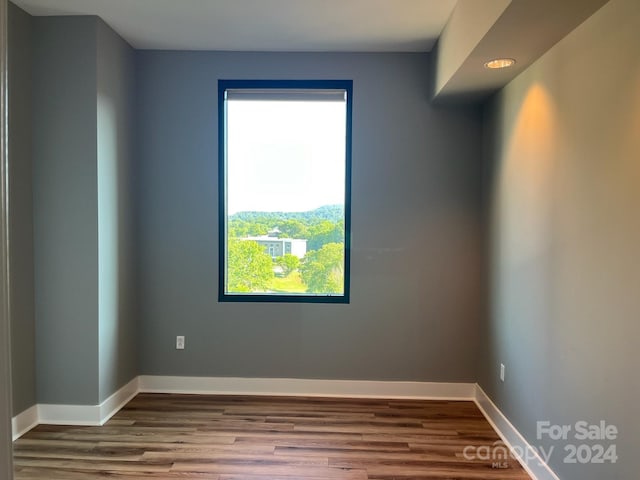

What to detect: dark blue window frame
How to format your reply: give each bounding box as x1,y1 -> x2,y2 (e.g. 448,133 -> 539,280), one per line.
218,79 -> 353,303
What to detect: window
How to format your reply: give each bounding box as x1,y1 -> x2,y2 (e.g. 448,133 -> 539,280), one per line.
218,80 -> 352,303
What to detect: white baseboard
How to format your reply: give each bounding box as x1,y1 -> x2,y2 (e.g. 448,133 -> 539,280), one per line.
37,403 -> 102,426
99,377 -> 139,424
37,376 -> 141,427
474,385 -> 560,480
12,377 -> 139,439
11,404 -> 38,441
138,375 -> 476,400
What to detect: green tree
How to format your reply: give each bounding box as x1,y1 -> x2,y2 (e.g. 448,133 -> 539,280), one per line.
246,222 -> 269,236
307,220 -> 344,251
228,220 -> 271,239
227,240 -> 274,292
277,219 -> 308,239
228,219 -> 248,238
276,253 -> 300,276
300,242 -> 344,294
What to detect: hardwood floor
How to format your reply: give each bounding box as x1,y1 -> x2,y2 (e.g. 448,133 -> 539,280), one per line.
13,393 -> 531,479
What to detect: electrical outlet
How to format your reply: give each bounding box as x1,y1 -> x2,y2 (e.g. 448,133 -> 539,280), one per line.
500,363 -> 505,382
176,336 -> 185,350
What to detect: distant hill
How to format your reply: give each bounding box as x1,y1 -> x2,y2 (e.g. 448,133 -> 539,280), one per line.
230,205 -> 344,224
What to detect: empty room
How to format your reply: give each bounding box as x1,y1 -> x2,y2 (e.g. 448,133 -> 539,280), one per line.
0,0 -> 638,479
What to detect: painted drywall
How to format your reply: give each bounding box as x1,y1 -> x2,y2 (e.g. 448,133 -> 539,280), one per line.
8,1 -> 35,415
32,16 -> 100,405
31,14 -> 139,405
135,51 -> 484,381
434,0 -> 511,97
433,0 -> 610,101
0,0 -> 14,475
96,19 -> 137,404
481,0 -> 639,478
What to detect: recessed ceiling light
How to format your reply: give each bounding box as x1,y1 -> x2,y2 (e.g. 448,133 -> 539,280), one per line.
484,58 -> 516,69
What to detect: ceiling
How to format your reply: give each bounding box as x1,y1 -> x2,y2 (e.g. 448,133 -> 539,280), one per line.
12,0 -> 458,52
12,0 -> 611,100
433,0 -> 611,101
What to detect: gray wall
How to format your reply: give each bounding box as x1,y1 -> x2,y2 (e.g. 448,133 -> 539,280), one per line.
96,19 -> 137,403
480,0 -> 639,478
32,15 -> 99,405
135,52 -> 484,381
8,2 -> 35,415
31,15 -> 139,405
1,0 -> 15,475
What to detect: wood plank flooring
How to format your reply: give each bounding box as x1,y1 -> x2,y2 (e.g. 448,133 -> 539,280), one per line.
13,393 -> 531,479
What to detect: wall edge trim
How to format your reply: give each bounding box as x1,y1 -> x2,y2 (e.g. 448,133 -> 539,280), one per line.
12,376 -> 139,439
11,404 -> 38,441
138,375 -> 476,400
98,376 -> 139,425
473,384 -> 560,480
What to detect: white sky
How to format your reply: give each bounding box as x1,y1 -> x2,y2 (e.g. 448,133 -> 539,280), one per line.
226,99 -> 346,215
